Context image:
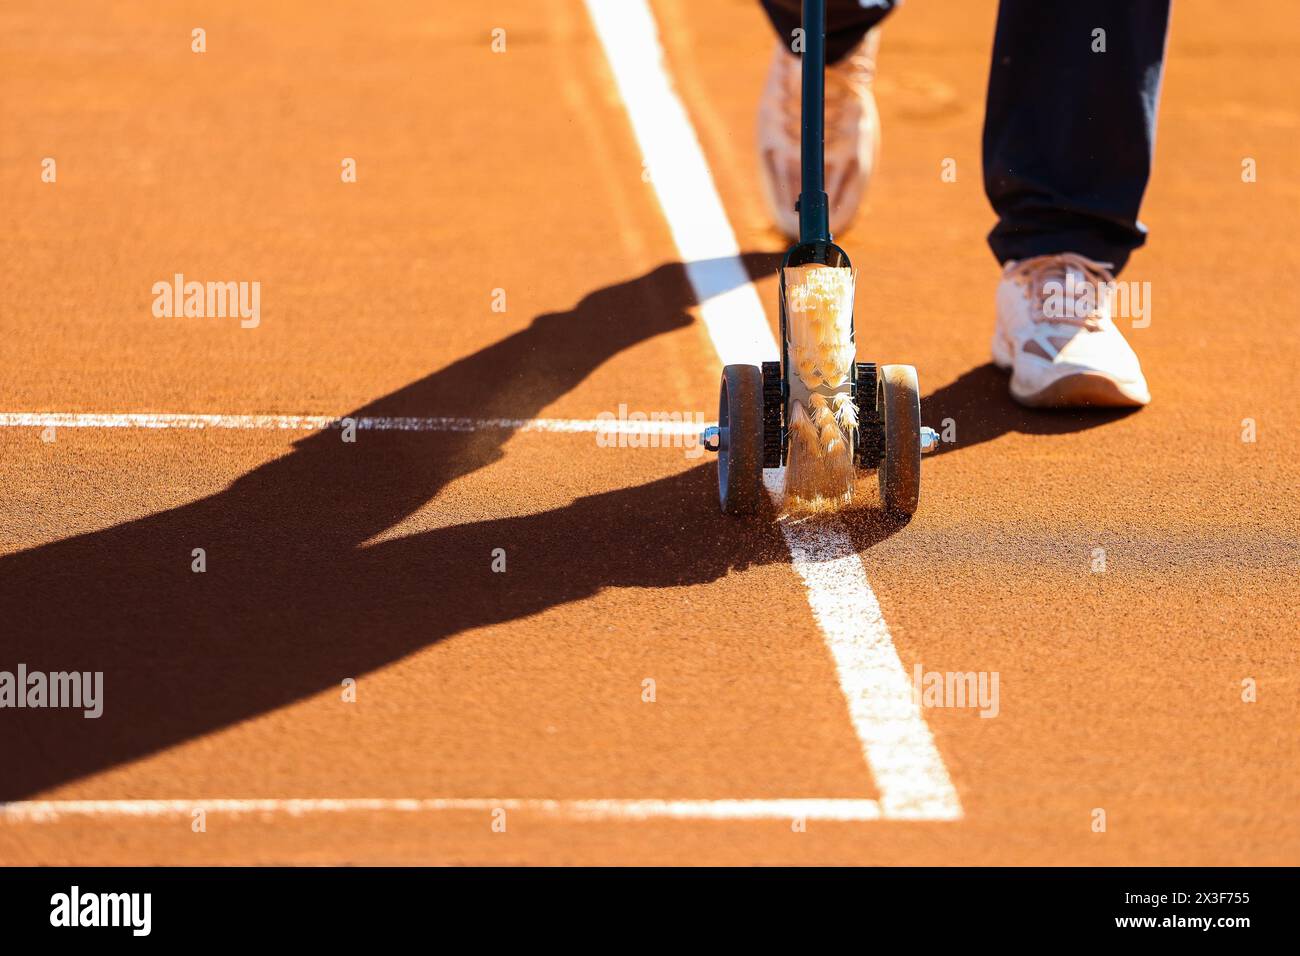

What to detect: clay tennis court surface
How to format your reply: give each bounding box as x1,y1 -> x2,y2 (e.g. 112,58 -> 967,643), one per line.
1,0 -> 1296,865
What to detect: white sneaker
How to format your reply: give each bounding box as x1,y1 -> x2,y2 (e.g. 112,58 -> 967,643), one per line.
757,30 -> 881,239
992,253 -> 1151,408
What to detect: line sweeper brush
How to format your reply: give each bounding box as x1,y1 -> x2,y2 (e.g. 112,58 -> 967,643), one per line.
702,0 -> 938,516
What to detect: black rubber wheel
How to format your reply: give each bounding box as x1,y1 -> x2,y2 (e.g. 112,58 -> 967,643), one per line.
718,364 -> 764,515
877,364 -> 921,516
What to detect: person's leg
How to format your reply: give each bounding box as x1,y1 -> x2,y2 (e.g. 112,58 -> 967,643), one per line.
983,0 -> 1172,274
759,0 -> 897,63
986,2 -> 1170,408
756,1 -> 899,237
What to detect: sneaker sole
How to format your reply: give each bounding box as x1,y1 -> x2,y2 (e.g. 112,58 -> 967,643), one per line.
1012,371 -> 1150,409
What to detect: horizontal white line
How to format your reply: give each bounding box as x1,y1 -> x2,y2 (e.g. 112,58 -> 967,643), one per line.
0,412 -> 712,436
0,797 -> 883,823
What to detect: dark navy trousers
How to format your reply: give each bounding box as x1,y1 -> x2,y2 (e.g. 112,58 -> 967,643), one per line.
759,0 -> 1172,273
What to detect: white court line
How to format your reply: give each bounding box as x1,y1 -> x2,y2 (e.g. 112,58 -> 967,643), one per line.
0,412 -> 709,436
586,0 -> 961,821
584,3 -> 777,367
0,798 -> 880,823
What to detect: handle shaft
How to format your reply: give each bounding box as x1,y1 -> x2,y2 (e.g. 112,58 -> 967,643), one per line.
798,0 -> 830,243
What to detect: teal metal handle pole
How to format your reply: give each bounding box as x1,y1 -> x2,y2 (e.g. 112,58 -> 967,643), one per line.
798,0 -> 830,244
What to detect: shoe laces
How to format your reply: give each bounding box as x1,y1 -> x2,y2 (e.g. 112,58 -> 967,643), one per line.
1008,253 -> 1116,331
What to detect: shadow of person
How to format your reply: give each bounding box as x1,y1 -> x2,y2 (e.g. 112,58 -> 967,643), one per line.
920,362 -> 1140,458
0,254 -> 791,801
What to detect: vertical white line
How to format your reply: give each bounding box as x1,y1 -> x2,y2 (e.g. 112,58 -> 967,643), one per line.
585,0 -> 961,820
583,0 -> 777,369
765,481 -> 961,819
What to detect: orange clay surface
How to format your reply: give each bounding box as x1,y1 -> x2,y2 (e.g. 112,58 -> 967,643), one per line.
0,0 -> 1296,864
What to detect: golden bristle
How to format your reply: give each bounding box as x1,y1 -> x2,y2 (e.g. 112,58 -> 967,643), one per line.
832,393 -> 858,432
793,346 -> 820,390
783,400 -> 855,511
787,400 -> 820,444
784,264 -> 855,390
821,342 -> 855,387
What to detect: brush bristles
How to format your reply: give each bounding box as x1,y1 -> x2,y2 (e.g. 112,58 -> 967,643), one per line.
831,393 -> 858,432
785,265 -> 856,389
783,401 -> 854,510
782,265 -> 858,511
